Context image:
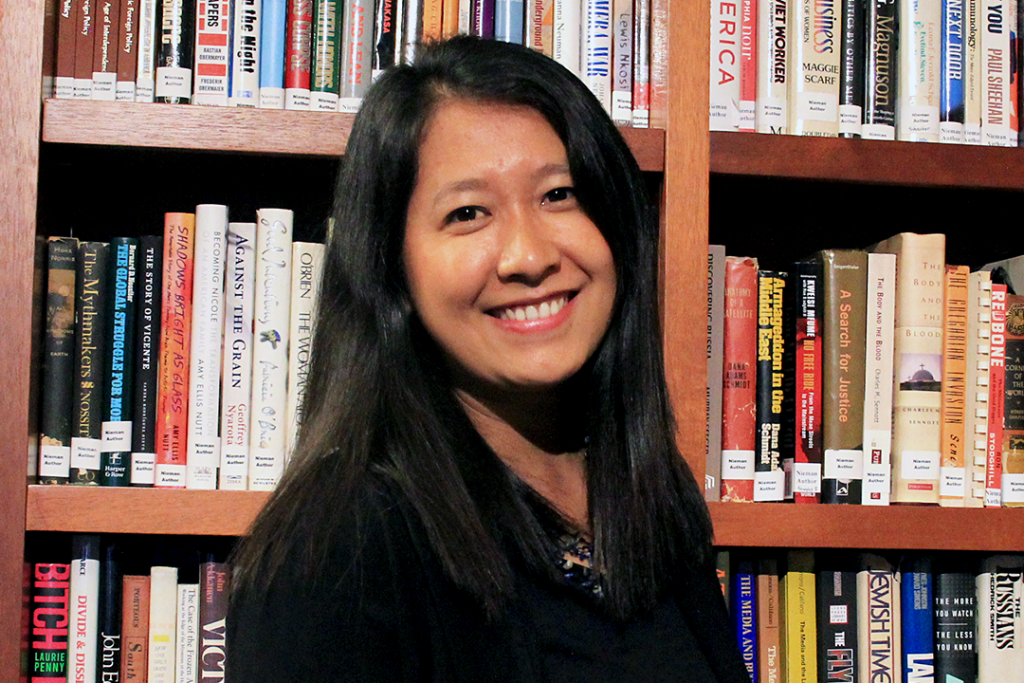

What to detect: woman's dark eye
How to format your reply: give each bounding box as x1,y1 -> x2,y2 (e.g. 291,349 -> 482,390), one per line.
543,187 -> 575,204
446,206 -> 483,223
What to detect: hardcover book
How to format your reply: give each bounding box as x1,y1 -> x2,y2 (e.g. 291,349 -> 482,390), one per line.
631,0 -> 650,126
964,271 -> 993,506
781,549 -> 817,683
977,555 -> 1024,681
115,0 -> 137,100
72,242 -> 110,486
55,0 -> 79,99
732,558 -> 758,679
285,242 -> 325,459
199,560 -> 230,682
229,0 -> 261,107
964,0 -> 983,142
611,0 -> 634,125
90,0 -> 120,100
552,0 -> 580,76
69,535 -> 100,683
100,237 -> 137,487
134,0 -> 158,101
900,555 -> 935,683
987,284 -> 1007,506
259,0 -> 286,108
74,0 -> 96,98
790,261 -> 823,503
154,0 -> 195,104
121,574 -> 150,681
816,556 -> 858,683
131,234 -> 162,486
755,0 -> 788,132
898,0 -> 941,140
933,563 -> 977,683
30,560 -> 71,683
857,553 -> 901,683
738,0 -> 756,132
940,264 -> 970,505
940,0 -> 967,141
192,0 -> 232,105
98,541 -> 122,682
339,0 -> 372,112
757,556 -> 782,683
755,270 -> 786,501
862,252 -> 896,505
147,565 -> 178,683
582,0 -> 612,112
711,0 -> 741,130
838,0 -> 864,136
310,0 -> 341,112
721,256 -> 759,502
787,0 -> 841,136
981,0 -> 1014,145
1001,293 -> 1024,506
176,584 -> 199,683
707,245 -> 727,501
862,0 -> 898,138
284,0 -> 313,109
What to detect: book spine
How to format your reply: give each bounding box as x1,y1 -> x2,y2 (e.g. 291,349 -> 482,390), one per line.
981,0 -> 1013,144
782,549 -> 817,683
39,237 -> 79,485
155,213 -> 196,488
372,0 -> 400,79
977,555 -> 1024,680
260,0 -> 286,108
285,0 -> 313,110
75,0 -> 96,99
706,246 -> 727,502
631,0 -> 650,126
816,566 -> 858,683
98,541 -> 122,682
988,283 -> 1007,506
100,237 -> 138,487
933,570 -> 978,683
147,566 -> 178,683
56,0 -> 80,98
91,0 -> 121,100
285,242 -> 324,459
175,584 -> 199,683
186,205 -> 227,490
838,0 -> 864,136
862,0 -> 897,138
711,0 -> 742,130
309,0 -> 341,112
339,0 -> 372,113
69,535 -> 100,683
856,554 -> 902,683
422,0 -> 443,41
756,0 -> 788,132
874,233 -> 946,504
219,223 -> 256,490
732,559 -> 759,679
459,0 -> 474,36
611,0 -> 633,125
442,0 -> 460,38
717,550 -> 731,610
198,562 -> 230,682
940,264 -> 970,505
116,0 -> 138,101
193,0 -> 232,105
230,0 -> 261,106
790,261 -> 823,503
135,0 -> 158,101
787,0 -> 841,136
820,250 -> 867,504
582,0 -> 612,112
757,557 -> 782,683
72,242 -> 109,486
898,0 -> 941,140
739,0 -> 757,131
131,235 -> 162,486
249,208 -> 294,490
30,562 -> 71,683
965,271 -> 993,506
155,0 -> 196,104
900,556 -> 935,682
964,0 -> 983,141
755,270 -> 786,501
402,0 -> 423,60
721,256 -> 759,502
1001,293 -> 1024,505
120,574 -> 150,681
862,252 -> 896,505
941,0 -> 967,140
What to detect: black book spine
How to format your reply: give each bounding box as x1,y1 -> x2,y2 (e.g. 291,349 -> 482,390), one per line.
755,270 -> 787,502
155,0 -> 195,103
39,236 -> 79,485
934,571 -> 978,683
199,559 -> 231,682
72,242 -> 110,485
840,0 -> 866,136
131,235 -> 162,486
816,564 -> 859,682
98,540 -> 123,681
101,237 -> 138,486
864,0 -> 898,127
373,0 -> 399,73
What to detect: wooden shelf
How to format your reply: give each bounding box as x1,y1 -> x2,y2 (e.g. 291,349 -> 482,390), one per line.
711,131 -> 1024,190
40,99 -> 667,171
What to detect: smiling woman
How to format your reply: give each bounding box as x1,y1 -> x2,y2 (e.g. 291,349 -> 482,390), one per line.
227,36 -> 748,683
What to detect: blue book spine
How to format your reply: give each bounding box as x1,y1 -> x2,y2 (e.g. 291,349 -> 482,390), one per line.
261,0 -> 287,89
901,557 -> 935,683
941,0 -> 965,122
494,0 -> 524,43
731,560 -> 757,681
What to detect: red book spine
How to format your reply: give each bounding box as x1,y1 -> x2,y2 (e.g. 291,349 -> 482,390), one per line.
285,0 -> 313,89
739,0 -> 756,131
154,213 -> 195,488
30,563 -> 71,683
721,256 -> 758,502
987,283 -> 1008,506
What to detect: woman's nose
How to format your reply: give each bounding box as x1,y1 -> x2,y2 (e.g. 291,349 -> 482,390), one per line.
495,211 -> 561,285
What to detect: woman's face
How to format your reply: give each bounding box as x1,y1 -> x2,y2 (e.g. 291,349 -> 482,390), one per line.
403,99 -> 617,397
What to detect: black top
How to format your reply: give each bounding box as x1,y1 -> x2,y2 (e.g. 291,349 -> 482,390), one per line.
227,480 -> 748,683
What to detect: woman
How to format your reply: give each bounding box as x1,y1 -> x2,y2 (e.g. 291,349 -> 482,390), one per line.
228,36 -> 747,683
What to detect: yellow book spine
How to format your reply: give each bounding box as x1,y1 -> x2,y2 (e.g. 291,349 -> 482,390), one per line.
783,550 -> 817,683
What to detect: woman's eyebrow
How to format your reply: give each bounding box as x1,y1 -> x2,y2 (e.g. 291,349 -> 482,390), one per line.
434,178 -> 487,207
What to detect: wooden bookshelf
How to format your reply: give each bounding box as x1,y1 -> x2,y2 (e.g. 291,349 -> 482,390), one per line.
711,131 -> 1024,190
41,99 -> 667,171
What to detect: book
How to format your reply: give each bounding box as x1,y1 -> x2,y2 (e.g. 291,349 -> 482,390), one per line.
401,0 -> 423,61
155,213 -> 195,488
192,0 -> 232,105
69,535 -> 101,683
74,0 -> 96,99
732,558 -> 759,679
147,565 -> 178,683
898,0 -> 941,140
721,256 -> 759,502
131,235 -> 162,486
100,237 -> 138,487
790,261 -> 823,503
285,242 -> 324,459
187,204 -> 228,490
115,0 -> 138,100
1002,293 -> 1024,506
981,0 -> 1014,145
552,0 -> 580,76
781,549 -> 817,683
862,0 -> 898,138
421,0 -> 443,42
940,264 -> 970,505
871,233 -> 946,504
198,560 -> 230,681
98,540 -> 122,682
838,0 -> 864,136
900,555 -> 935,682
155,0 -> 195,104
30,560 -> 71,683
787,0 -> 841,136
816,556 -> 858,683
229,0 -> 261,107
91,0 -> 120,100
259,0 -> 286,108
738,0 -> 757,132
284,0 -> 314,110
220,222 -> 256,490
611,0 -> 634,125
495,0 -> 524,43
757,557 -> 782,683
39,236 -> 78,485
135,0 -> 158,101
72,242 -> 110,486
707,245 -> 727,502
862,252 -> 896,505
932,563 -> 978,683
755,270 -> 786,501
987,283 -> 1008,506
818,250 -> 867,504
371,0 -> 401,79
756,0 -> 788,133
249,208 -> 294,490
339,0 -> 372,113
631,0 -> 651,126
121,574 -> 150,681
977,555 -> 1024,681
965,271 -> 993,507
309,0 -> 341,112
941,0 -> 967,141
857,553 -> 901,683
717,550 -> 731,609
711,0 -> 741,131
582,0 -> 612,112
55,0 -> 79,99
176,583 -> 199,683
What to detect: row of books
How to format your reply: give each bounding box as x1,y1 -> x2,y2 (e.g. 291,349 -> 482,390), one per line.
710,0 -> 1023,144
28,534 -> 229,683
720,549 -> 1024,683
52,0 -> 653,126
37,205 -> 324,491
705,231 -> 1024,507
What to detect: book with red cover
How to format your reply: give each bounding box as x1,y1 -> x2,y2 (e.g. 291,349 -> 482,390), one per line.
987,283 -> 1008,506
30,561 -> 71,683
1001,293 -> 1024,506
120,574 -> 149,681
721,256 -> 758,502
284,0 -> 313,109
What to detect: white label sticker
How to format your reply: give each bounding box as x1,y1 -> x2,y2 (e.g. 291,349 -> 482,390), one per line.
824,449 -> 864,480
1002,474 -> 1024,504
132,452 -> 156,485
101,421 -> 132,452
155,463 -> 186,488
940,467 -> 966,498
310,91 -> 339,112
757,97 -> 787,133
39,445 -> 71,478
861,123 -> 896,140
796,91 -> 838,122
830,604 -> 848,624
754,470 -> 786,501
838,104 -> 862,135
793,462 -> 823,495
901,450 -> 940,480
155,66 -> 193,99
70,437 -> 102,469
722,450 -> 755,479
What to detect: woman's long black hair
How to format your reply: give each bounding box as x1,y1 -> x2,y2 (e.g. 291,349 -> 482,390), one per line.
231,35 -> 713,620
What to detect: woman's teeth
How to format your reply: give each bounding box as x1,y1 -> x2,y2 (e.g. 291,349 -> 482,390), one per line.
499,296 -> 568,321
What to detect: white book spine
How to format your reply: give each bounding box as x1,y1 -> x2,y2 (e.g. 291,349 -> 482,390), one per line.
136,0 -> 159,101
285,242 -> 325,460
148,566 -> 178,683
981,0 -> 1013,145
862,253 -> 896,505
610,0 -> 633,125
964,0 -> 984,142
193,0 -> 232,105
230,0 -> 261,106
898,0 -> 942,140
552,0 -> 582,77
965,272 -> 992,506
711,0 -> 741,131
978,556 -> 1024,681
583,0 -> 613,112
248,209 -> 294,490
175,584 -> 199,683
756,0 -> 788,133
69,536 -> 100,683
187,205 -> 228,490
220,222 -> 256,490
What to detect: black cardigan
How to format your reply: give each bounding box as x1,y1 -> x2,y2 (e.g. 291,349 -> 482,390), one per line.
227,482 -> 749,683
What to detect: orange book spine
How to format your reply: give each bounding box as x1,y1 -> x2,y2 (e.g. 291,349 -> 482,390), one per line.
441,0 -> 460,37
154,212 -> 195,488
422,0 -> 444,41
721,256 -> 759,502
120,574 -> 150,681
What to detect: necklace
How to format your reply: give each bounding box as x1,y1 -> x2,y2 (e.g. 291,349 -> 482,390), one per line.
554,533 -> 603,596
